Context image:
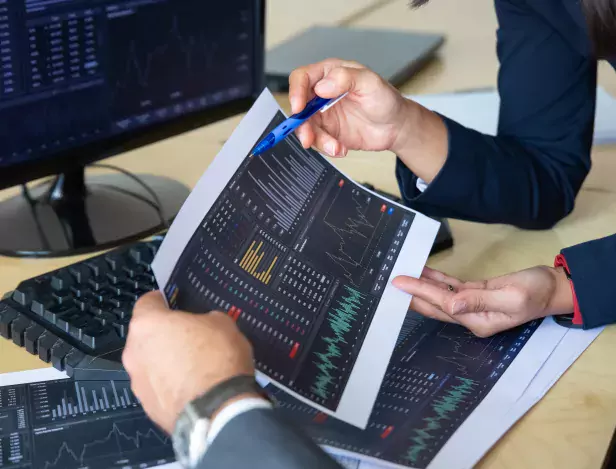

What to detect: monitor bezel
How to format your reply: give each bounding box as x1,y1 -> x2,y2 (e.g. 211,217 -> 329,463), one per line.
0,0 -> 266,191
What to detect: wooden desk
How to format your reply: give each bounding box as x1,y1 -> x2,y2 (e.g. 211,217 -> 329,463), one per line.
2,0 -> 616,467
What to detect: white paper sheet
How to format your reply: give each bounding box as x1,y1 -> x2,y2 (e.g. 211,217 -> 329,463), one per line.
333,321 -> 603,469
152,88 -> 439,429
408,87 -> 616,144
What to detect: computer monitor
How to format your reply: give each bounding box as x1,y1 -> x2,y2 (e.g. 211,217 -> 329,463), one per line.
0,0 -> 265,257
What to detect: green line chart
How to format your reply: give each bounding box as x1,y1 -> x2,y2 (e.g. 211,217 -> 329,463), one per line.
403,377 -> 477,465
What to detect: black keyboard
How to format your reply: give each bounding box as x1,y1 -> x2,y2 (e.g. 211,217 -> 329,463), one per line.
0,237 -> 163,381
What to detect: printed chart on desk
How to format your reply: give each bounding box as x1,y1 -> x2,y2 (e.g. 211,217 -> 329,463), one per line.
270,311 -> 541,469
153,90 -> 439,428
0,377 -> 174,469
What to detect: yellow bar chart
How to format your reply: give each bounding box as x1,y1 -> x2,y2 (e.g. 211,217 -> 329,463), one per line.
239,239 -> 279,285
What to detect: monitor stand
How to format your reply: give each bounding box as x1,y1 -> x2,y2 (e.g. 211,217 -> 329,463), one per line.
0,167 -> 189,258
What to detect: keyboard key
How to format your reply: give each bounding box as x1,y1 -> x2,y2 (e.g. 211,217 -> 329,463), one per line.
86,303 -> 105,316
112,307 -> 131,320
129,245 -> 154,265
73,298 -> 88,312
85,258 -> 110,277
122,265 -> 145,279
92,312 -> 117,326
68,318 -> 91,341
112,320 -> 130,338
52,290 -> 74,305
63,349 -> 86,370
89,290 -> 107,303
81,324 -> 113,349
106,272 -> 127,285
0,304 -> 19,339
104,252 -> 127,271
38,332 -> 61,363
88,277 -> 109,291
24,324 -> 46,354
50,341 -> 73,371
44,305 -> 80,325
123,278 -> 140,290
57,313 -> 83,333
11,316 -> 32,346
12,286 -> 35,307
51,271 -> 75,291
31,295 -> 56,316
136,273 -> 156,284
119,290 -> 140,302
105,297 -> 123,309
70,265 -> 93,283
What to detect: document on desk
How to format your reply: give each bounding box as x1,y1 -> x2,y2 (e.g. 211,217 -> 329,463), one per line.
152,89 -> 439,429
0,368 -> 179,469
269,313 -> 602,469
408,86 -> 616,144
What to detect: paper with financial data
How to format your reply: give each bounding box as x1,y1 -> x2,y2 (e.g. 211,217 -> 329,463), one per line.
0,322 -> 600,469
270,313 -> 602,469
0,368 -> 179,469
152,89 -> 440,428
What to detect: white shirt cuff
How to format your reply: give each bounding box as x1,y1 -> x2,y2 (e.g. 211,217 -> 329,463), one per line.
416,178 -> 428,192
206,397 -> 273,445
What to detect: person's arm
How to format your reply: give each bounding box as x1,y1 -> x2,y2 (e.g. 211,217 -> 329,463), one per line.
199,408 -> 342,469
555,234 -> 616,329
391,234 -> 616,336
122,292 -> 342,469
396,0 -> 597,229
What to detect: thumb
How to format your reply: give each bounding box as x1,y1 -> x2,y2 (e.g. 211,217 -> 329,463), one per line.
447,288 -> 519,316
133,290 -> 169,317
315,66 -> 380,99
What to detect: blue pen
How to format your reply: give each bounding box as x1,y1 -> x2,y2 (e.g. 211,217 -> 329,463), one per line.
249,93 -> 348,157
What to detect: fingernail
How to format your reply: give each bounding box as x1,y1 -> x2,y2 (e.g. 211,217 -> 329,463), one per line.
325,142 -> 337,157
316,79 -> 335,94
452,301 -> 467,315
340,145 -> 348,157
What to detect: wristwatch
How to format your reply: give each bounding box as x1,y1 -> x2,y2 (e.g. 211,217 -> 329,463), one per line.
172,375 -> 270,468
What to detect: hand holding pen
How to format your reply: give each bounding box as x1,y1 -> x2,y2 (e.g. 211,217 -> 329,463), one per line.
252,59 -> 417,159
285,59 -> 421,158
250,93 -> 348,158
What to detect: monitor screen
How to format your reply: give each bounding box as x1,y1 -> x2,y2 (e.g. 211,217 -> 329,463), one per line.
0,0 -> 262,170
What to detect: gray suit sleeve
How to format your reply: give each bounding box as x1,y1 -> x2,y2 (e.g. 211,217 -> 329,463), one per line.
197,408 -> 343,469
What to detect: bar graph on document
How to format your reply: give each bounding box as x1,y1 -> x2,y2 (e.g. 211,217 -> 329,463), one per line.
30,380 -> 139,423
237,230 -> 286,284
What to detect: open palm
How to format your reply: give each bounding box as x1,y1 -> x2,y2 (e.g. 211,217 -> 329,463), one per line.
393,266 -> 574,337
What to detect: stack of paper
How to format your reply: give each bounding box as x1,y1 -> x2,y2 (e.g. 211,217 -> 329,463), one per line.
409,87 -> 616,144
268,313 -> 602,469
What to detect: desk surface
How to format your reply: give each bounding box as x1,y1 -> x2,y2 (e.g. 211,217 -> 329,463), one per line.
2,1 -> 616,468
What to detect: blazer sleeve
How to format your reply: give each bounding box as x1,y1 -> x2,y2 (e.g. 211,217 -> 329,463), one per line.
396,0 -> 596,230
557,234 -> 616,329
197,408 -> 343,469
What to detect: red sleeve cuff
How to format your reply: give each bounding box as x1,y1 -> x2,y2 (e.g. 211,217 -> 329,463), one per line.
554,254 -> 583,326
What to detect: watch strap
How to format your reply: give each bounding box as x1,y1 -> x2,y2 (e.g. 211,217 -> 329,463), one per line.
193,374 -> 270,419
173,375 -> 270,468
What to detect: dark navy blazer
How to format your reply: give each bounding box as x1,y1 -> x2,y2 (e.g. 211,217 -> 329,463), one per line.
396,0 -> 616,328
